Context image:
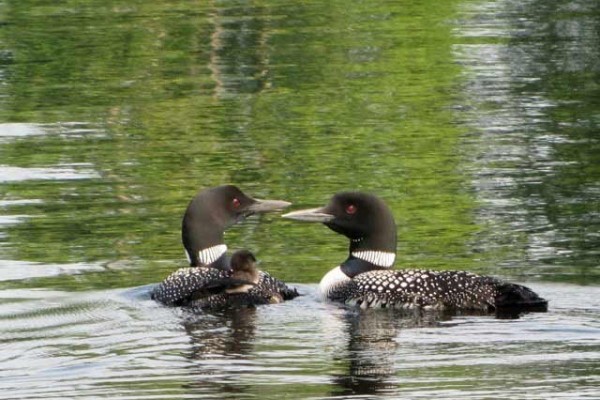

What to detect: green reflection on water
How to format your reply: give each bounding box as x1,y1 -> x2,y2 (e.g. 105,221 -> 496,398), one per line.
0,0 -> 597,293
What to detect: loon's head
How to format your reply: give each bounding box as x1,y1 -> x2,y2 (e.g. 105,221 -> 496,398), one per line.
282,192 -> 397,267
182,185 -> 290,268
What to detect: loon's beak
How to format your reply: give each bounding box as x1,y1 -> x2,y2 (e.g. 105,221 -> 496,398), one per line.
247,198 -> 292,213
282,207 -> 335,222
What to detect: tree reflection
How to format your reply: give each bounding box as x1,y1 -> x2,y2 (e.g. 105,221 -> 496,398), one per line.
208,2 -> 271,98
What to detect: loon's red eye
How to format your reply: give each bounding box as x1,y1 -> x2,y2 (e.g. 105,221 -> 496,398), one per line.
232,197 -> 241,208
345,204 -> 357,215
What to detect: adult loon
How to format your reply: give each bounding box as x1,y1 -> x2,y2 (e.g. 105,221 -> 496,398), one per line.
283,192 -> 548,312
152,185 -> 299,307
185,249 -> 284,310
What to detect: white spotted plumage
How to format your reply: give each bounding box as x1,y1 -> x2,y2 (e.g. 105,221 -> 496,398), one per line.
153,267 -> 298,307
322,267 -> 503,310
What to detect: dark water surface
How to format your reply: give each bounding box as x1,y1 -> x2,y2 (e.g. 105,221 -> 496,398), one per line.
0,0 -> 598,398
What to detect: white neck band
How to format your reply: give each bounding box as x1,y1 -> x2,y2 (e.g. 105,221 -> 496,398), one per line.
197,244 -> 228,265
351,250 -> 395,268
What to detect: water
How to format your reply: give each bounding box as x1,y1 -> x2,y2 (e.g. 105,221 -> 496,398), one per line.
0,0 -> 599,398
1,283 -> 598,399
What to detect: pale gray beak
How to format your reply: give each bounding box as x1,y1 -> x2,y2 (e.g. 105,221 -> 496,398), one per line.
247,198 -> 292,213
282,207 -> 335,222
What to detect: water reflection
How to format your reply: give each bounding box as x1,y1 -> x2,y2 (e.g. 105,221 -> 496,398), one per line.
328,304 -> 540,397
0,122 -> 101,182
209,3 -> 271,97
0,259 -> 104,281
0,164 -> 99,182
0,123 -> 46,139
182,308 -> 258,398
454,0 -> 600,279
0,0 -> 598,398
331,310 -> 402,396
328,308 -> 447,397
183,308 -> 258,357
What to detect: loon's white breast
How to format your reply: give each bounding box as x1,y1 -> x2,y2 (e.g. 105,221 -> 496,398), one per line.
318,266 -> 352,300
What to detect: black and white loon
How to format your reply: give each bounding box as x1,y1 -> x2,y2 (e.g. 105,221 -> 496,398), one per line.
283,192 -> 548,312
152,185 -> 299,307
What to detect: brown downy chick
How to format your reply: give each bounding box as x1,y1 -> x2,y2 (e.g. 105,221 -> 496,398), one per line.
226,249 -> 260,294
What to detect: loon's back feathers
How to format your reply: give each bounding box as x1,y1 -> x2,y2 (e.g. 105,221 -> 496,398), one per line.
152,185 -> 298,309
187,250 -> 298,307
187,250 -> 296,309
152,263 -> 299,308
187,271 -> 288,310
283,191 -> 548,313
338,268 -> 545,311
153,267 -> 226,306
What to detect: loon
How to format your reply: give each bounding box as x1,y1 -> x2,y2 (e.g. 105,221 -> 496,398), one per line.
185,249 -> 284,310
152,185 -> 299,307
283,192 -> 548,312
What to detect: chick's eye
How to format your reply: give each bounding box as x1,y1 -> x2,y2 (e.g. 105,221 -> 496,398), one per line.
345,204 -> 357,215
232,198 -> 241,208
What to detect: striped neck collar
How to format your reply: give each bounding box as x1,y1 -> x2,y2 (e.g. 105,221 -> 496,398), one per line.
351,250 -> 395,268
186,244 -> 228,266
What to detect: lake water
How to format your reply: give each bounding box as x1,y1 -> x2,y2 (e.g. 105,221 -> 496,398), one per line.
0,0 -> 598,399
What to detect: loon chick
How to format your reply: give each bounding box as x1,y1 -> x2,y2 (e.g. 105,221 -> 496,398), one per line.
283,192 -> 548,312
223,249 -> 261,294
152,185 -> 299,307
186,250 -> 284,310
